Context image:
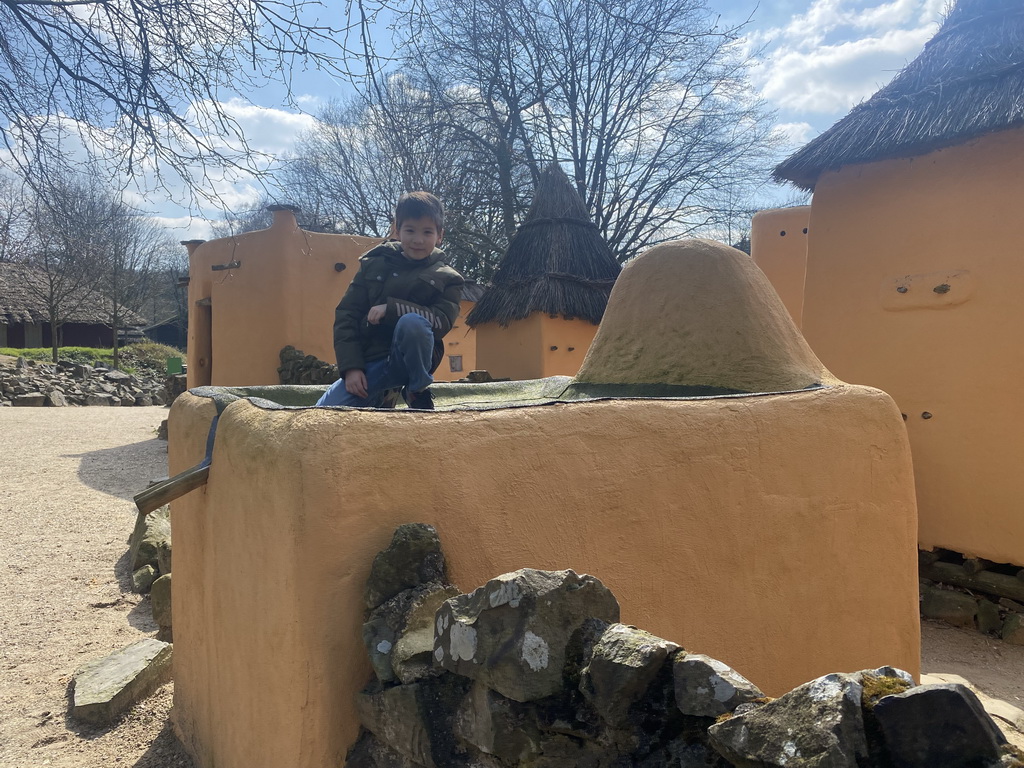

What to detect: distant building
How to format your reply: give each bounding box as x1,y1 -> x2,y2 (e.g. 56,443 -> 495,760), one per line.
764,0 -> 1024,565
467,163 -> 621,379
0,262 -> 143,349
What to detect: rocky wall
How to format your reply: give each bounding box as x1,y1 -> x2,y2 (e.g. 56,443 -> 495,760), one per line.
352,525 -> 1019,768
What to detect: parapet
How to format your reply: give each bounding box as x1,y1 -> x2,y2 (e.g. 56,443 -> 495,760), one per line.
167,239 -> 919,768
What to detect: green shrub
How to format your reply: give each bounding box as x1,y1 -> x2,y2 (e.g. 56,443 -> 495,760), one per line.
0,342 -> 183,374
0,346 -> 115,366
119,341 -> 184,375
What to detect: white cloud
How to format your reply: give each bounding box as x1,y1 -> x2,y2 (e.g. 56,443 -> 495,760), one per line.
758,27 -> 932,113
773,121 -> 815,148
150,215 -> 218,242
746,0 -> 945,119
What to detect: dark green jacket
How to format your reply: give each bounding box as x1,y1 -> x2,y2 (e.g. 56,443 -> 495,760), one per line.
333,241 -> 465,373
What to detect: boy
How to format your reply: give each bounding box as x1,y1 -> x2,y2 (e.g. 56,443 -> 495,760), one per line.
316,191 -> 465,410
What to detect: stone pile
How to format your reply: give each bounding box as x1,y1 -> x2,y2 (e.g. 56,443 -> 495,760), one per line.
126,502 -> 173,641
920,550 -> 1024,645
278,345 -> 339,385
0,356 -> 169,407
352,524 -> 1024,768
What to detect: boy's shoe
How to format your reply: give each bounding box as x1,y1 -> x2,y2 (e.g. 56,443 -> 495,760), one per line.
404,387 -> 435,410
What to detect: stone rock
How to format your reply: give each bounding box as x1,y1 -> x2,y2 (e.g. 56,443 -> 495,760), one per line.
454,682 -> 542,762
132,564 -> 157,594
634,738 -> 731,768
129,505 -> 171,573
873,683 -> 1006,767
365,524 -> 447,610
46,389 -> 68,407
392,585 -> 461,685
134,394 -> 153,407
363,583 -> 457,684
104,370 -> 133,383
579,623 -> 679,726
1003,613 -> 1024,645
151,573 -> 172,636
85,393 -> 115,406
673,653 -> 764,718
72,363 -> 94,378
157,419 -> 169,440
434,568 -> 620,702
978,599 -> 1003,634
345,729 -> 422,768
355,677 -> 470,768
156,538 -> 172,577
708,672 -> 870,767
70,639 -> 172,725
920,584 -> 977,628
13,392 -> 45,406
999,598 -> 1024,613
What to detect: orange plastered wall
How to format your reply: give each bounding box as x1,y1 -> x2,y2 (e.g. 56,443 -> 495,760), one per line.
800,128 -> 1024,564
434,298 -> 478,381
168,388 -> 919,768
185,209 -> 378,387
475,312 -> 598,380
751,207 -> 811,328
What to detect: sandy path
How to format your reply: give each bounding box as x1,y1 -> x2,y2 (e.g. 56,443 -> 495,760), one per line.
0,407 -> 191,768
0,407 -> 1021,767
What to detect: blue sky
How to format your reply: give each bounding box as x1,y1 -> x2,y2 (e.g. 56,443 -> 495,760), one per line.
151,0 -> 950,239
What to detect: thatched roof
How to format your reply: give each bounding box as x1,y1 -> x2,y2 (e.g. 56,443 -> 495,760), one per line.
0,262 -> 144,326
774,0 -> 1024,190
467,164 -> 621,327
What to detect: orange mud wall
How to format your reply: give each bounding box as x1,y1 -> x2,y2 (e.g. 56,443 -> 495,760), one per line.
474,312 -> 598,379
185,210 -> 476,387
438,298 -> 478,378
795,128 -> 1024,565
751,206 -> 810,328
167,239 -> 920,768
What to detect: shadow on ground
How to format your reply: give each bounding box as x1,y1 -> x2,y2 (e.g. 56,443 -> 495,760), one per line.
132,719 -> 195,768
70,437 -> 169,501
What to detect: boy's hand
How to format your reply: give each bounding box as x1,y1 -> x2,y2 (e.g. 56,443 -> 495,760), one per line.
367,304 -> 387,325
344,369 -> 368,398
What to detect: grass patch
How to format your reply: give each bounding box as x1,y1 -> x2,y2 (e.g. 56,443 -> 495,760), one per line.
0,342 -> 183,374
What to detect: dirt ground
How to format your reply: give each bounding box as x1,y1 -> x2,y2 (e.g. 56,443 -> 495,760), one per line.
1,405 -> 1022,767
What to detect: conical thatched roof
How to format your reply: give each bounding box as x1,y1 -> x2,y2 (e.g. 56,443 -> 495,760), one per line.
774,0 -> 1024,190
466,164 -> 621,327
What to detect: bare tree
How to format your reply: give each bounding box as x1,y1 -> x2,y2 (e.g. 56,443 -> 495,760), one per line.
278,78 -> 524,279
0,0 -> 401,202
0,176 -> 33,263
402,0 -> 779,263
102,208 -> 178,368
23,176 -> 111,361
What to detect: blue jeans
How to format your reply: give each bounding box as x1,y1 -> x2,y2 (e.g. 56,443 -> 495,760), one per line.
316,313 -> 435,407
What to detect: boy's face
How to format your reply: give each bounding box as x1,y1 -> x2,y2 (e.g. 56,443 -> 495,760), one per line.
398,216 -> 443,261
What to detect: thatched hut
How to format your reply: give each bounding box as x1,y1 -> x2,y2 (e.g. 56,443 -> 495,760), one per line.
468,163 -> 621,379
0,262 -> 143,349
765,0 -> 1024,565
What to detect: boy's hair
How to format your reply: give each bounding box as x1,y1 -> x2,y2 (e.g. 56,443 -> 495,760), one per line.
395,191 -> 444,231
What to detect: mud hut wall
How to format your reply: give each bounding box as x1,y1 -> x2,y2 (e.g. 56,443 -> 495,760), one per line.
166,395 -> 219,766
475,312 -> 599,380
750,207 -> 811,329
798,127 -> 1024,564
167,387 -> 920,768
435,298 -> 479,380
184,212 -> 378,388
